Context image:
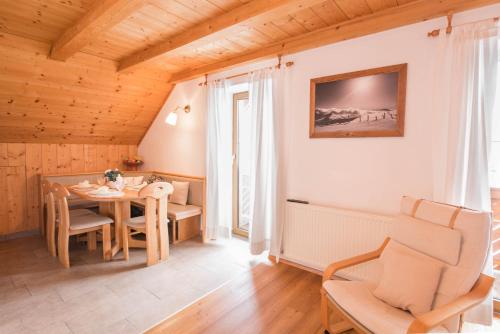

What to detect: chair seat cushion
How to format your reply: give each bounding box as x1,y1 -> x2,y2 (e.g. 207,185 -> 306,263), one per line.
56,209 -> 96,224
69,214 -> 113,231
323,280 -> 447,334
168,203 -> 202,220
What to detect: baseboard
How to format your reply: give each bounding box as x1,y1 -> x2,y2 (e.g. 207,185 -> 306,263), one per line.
0,229 -> 40,241
268,255 -> 323,276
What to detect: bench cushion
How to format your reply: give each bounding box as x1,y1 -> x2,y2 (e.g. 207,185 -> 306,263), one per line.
131,200 -> 202,221
168,203 -> 202,220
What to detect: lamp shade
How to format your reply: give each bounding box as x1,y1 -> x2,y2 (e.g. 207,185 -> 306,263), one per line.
165,111 -> 178,126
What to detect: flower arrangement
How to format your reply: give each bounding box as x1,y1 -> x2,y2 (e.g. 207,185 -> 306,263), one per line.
104,169 -> 122,182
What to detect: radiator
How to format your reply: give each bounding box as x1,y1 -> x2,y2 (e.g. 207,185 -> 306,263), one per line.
281,202 -> 393,281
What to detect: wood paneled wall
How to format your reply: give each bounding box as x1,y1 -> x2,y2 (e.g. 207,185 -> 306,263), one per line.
0,31 -> 173,144
0,142 -> 137,236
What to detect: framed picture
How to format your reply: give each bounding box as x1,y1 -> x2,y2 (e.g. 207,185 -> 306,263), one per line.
309,63 -> 407,138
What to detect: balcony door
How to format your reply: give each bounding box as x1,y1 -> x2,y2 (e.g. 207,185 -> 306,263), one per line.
232,91 -> 250,237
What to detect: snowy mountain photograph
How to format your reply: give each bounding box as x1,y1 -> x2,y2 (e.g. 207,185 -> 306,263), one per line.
310,64 -> 407,138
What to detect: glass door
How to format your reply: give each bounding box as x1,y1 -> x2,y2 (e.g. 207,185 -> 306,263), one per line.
232,92 -> 250,237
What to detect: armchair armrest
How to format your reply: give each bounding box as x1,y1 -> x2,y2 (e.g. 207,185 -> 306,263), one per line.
408,273 -> 495,333
322,237 -> 390,282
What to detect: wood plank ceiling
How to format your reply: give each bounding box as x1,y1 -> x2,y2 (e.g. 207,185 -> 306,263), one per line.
0,0 -> 497,144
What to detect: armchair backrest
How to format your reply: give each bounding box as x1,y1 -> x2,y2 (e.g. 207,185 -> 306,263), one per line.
393,196 -> 491,331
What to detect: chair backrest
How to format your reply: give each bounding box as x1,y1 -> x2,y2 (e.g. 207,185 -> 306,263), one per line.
51,183 -> 71,230
42,179 -> 51,196
393,196 -> 491,331
138,182 -> 173,199
139,182 -> 173,226
42,180 -> 56,230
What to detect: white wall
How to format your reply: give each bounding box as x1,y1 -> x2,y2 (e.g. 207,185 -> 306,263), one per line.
139,80 -> 206,176
139,4 -> 500,214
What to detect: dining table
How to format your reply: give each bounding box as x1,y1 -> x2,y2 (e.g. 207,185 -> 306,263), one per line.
68,184 -> 161,264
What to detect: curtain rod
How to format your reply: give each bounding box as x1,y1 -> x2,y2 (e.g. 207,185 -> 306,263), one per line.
427,14 -> 498,37
198,56 -> 294,87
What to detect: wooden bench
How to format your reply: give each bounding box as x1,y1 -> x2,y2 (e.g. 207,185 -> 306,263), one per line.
130,171 -> 205,244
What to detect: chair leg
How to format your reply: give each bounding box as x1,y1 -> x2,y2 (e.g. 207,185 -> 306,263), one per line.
122,225 -> 129,261
58,228 -> 70,268
321,288 -> 331,333
87,231 -> 97,251
158,220 -> 169,261
102,224 -> 112,261
47,219 -> 57,257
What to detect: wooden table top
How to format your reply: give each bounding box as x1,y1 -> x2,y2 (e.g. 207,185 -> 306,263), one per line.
68,184 -> 141,202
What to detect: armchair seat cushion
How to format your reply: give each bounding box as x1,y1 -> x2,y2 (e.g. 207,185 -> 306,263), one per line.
323,280 -> 447,334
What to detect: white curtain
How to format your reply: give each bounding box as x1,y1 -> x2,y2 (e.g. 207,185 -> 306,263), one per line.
269,67 -> 288,259
432,19 -> 499,325
248,68 -> 279,255
206,80 -> 232,240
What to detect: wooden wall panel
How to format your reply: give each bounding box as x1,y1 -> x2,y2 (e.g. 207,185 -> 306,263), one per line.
0,168 -> 8,235
6,166 -> 27,233
25,144 -> 42,231
0,32 -> 174,144
0,142 -> 138,236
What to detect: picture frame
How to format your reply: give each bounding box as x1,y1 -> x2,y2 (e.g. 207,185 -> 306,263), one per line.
309,63 -> 407,138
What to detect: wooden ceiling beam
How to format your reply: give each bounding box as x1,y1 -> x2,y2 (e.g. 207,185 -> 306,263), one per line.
169,0 -> 500,83
50,0 -> 148,61
118,0 -> 326,72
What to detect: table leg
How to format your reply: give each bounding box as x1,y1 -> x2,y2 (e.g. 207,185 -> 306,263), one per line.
111,200 -> 131,258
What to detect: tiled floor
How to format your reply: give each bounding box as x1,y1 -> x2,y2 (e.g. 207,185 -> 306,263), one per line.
0,235 -> 267,334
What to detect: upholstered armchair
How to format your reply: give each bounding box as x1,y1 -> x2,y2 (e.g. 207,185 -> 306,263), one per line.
321,196 -> 494,334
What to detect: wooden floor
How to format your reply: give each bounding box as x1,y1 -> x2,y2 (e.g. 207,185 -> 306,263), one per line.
148,262 -> 324,334
149,263 -> 500,334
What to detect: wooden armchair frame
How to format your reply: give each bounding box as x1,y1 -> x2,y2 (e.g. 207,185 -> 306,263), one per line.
321,237 -> 495,334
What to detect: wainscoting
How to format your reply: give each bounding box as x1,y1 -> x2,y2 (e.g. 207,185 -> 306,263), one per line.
0,143 -> 137,236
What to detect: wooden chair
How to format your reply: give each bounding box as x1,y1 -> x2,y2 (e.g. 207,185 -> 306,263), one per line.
41,180 -> 98,257
321,196 -> 494,334
122,182 -> 173,266
51,183 -> 113,268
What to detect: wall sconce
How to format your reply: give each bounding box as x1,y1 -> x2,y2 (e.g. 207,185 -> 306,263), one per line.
165,105 -> 190,126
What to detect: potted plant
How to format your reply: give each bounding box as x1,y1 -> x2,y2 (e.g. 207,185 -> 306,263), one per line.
104,169 -> 124,190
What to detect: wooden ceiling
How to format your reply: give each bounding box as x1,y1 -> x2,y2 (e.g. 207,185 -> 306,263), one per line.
0,0 -> 497,144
